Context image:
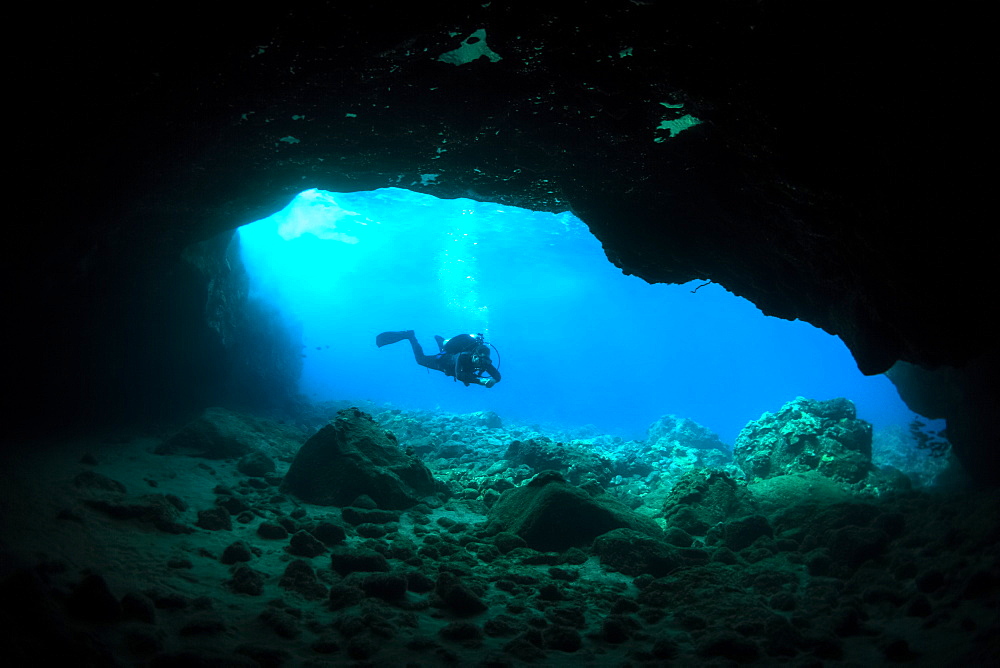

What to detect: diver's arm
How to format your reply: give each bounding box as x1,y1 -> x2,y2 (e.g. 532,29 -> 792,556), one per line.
458,365 -> 499,387
480,363 -> 501,387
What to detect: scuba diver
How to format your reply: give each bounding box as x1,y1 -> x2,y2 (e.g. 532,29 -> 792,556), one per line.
375,330 -> 501,388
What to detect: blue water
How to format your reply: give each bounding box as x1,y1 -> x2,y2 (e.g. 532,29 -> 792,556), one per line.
238,187 -> 917,443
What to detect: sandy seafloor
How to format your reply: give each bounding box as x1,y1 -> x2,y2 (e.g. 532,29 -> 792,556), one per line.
1,403 -> 997,668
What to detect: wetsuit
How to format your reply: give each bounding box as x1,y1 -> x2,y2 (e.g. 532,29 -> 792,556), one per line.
407,333 -> 501,387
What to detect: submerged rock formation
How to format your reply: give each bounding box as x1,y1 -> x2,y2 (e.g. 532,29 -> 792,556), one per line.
486,470 -> 662,552
648,415 -> 730,452
592,529 -> 700,578
3,403 -> 998,665
281,407 -> 438,509
503,438 -> 616,486
733,397 -> 873,483
155,407 -> 268,459
645,415 -> 733,476
660,469 -> 757,536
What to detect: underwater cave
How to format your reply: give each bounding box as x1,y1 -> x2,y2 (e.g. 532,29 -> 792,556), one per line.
230,186 -> 917,443
4,2 -> 997,666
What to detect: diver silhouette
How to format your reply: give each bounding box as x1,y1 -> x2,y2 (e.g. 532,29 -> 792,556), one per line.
376,331 -> 501,388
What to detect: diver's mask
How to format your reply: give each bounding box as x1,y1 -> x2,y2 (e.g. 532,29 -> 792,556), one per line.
471,345 -> 491,370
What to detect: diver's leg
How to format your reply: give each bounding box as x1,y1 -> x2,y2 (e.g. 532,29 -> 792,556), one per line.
407,333 -> 440,370
376,330 -> 415,348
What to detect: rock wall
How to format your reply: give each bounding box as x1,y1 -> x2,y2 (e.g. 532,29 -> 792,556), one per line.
184,233 -> 303,413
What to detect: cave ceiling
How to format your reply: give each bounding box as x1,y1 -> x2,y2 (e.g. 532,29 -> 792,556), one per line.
10,3 -> 993,463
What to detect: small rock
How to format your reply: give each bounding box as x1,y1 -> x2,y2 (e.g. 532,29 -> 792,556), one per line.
238,451 -> 276,477
279,560 -> 328,601
436,573 -> 487,615
312,521 -> 347,546
287,530 -> 326,558
227,566 -> 265,596
328,583 -> 365,610
362,573 -> 408,601
196,506 -> 232,531
330,548 -> 390,575
256,522 -> 288,540
221,541 -> 253,564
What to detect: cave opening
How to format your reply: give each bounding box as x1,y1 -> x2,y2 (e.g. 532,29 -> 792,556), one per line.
234,187 -> 921,444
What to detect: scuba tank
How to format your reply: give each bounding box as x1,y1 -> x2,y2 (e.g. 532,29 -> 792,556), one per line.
442,333 -> 500,380
442,333 -> 480,354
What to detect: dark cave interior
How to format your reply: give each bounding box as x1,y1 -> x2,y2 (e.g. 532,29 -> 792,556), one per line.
4,2 -> 998,666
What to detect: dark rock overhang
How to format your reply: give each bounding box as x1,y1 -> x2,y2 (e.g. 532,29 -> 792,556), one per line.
9,2 -> 996,481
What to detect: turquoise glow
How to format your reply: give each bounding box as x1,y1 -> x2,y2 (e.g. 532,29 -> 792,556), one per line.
238,187 -> 916,441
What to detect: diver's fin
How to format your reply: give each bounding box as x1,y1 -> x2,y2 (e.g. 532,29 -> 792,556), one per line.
375,331 -> 413,348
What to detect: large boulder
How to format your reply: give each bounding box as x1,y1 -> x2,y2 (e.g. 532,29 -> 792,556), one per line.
155,407 -> 268,459
746,472 -> 854,517
591,529 -> 684,578
733,397 -> 873,483
486,471 -> 662,552
660,469 -> 757,536
468,411 -> 503,429
281,408 -> 438,509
